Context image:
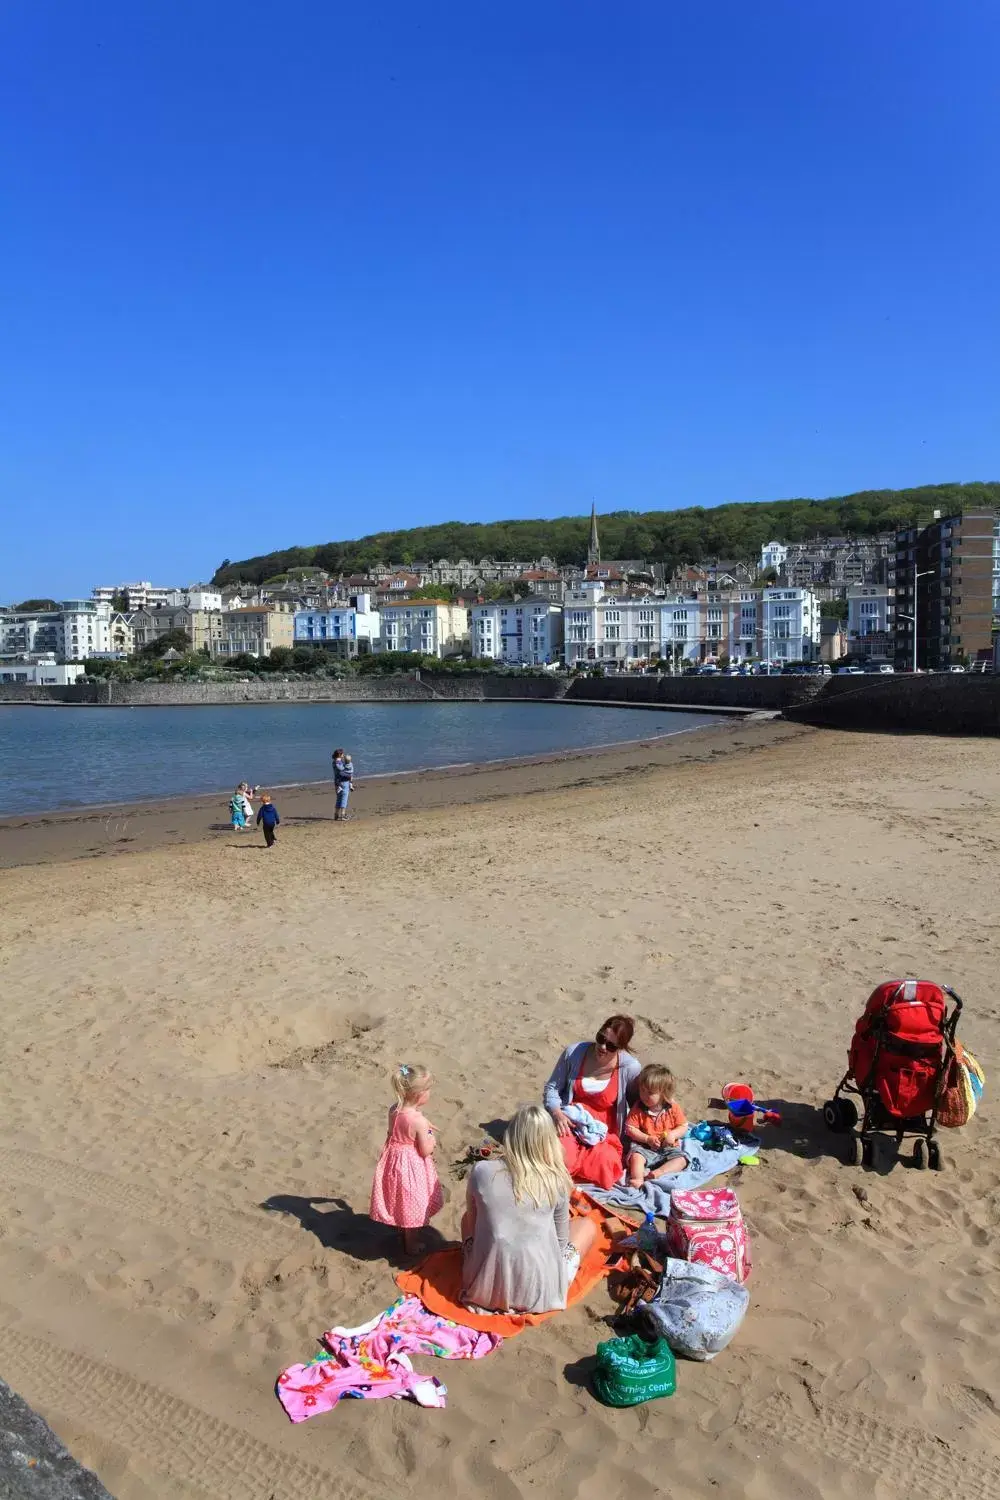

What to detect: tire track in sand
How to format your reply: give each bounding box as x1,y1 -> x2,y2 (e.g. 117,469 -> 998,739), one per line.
759,1392 -> 1000,1499
0,1325 -> 373,1500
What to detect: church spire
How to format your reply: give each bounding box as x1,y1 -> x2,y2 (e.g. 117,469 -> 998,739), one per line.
587,501 -> 601,567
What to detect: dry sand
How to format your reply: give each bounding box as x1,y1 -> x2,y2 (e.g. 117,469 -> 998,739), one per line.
0,720 -> 997,1500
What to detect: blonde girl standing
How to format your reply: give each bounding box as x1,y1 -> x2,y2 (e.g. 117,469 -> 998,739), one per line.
370,1064 -> 443,1254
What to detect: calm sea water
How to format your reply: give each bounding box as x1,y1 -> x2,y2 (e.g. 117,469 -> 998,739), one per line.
0,701 -> 722,816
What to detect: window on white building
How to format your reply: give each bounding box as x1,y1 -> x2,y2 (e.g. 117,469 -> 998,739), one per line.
605,626 -> 621,641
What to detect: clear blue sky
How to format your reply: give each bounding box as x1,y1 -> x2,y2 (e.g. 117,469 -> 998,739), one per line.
3,1 -> 999,599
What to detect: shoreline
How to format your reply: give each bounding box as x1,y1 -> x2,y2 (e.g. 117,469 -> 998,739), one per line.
0,715 -> 796,869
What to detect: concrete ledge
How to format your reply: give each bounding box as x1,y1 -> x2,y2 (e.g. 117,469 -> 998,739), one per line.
0,1378 -> 112,1498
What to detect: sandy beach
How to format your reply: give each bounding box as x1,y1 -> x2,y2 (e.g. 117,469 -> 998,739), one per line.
0,721 -> 997,1500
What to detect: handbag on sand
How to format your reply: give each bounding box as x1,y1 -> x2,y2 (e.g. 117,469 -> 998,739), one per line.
640,1258 -> 750,1361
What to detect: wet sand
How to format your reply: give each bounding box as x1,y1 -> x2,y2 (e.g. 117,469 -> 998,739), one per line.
0,714 -> 778,869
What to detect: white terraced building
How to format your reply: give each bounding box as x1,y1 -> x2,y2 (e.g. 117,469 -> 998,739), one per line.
846,585 -> 895,659
470,599 -> 563,666
561,583 -> 821,668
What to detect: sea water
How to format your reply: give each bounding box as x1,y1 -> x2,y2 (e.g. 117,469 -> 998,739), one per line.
0,700 -> 723,816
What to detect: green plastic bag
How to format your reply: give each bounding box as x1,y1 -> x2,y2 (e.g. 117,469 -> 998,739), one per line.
591,1333 -> 677,1407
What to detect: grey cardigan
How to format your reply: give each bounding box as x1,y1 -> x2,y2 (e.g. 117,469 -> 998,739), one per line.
461,1159 -> 571,1313
543,1041 -> 641,1139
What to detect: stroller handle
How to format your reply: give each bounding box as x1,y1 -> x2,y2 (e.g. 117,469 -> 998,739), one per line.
943,986 -> 963,1013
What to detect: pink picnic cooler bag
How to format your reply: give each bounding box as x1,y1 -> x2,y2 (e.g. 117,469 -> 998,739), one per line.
664,1188 -> 751,1284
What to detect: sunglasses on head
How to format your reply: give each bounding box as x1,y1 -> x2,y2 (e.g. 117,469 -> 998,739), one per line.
595,1033 -> 619,1051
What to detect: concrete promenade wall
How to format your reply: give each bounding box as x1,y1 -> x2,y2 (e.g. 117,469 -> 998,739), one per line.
563,674 -> 823,711
0,673 -> 566,707
2,671 -> 998,732
785,673 -> 1000,735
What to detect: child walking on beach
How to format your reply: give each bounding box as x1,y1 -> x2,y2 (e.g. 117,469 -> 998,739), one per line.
230,786 -> 247,832
370,1064 -> 443,1254
256,792 -> 280,848
625,1063 -> 689,1188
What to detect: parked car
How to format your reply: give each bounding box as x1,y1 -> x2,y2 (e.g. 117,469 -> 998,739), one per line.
948,664 -> 967,673
864,663 -> 895,674
838,665 -> 864,675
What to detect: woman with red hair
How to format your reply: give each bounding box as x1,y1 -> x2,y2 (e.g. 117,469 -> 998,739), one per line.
542,1015 -> 641,1189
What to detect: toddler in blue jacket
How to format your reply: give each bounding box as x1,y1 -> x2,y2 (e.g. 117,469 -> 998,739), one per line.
256,793 -> 280,848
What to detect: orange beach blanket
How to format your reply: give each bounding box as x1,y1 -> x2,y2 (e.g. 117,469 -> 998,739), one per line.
395,1195 -> 628,1338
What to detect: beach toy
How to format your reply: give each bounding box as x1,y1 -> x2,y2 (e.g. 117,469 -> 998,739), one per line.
738,1154 -> 761,1167
721,1084 -> 781,1131
721,1083 -> 754,1105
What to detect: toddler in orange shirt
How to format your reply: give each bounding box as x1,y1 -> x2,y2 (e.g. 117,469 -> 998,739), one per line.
625,1063 -> 688,1188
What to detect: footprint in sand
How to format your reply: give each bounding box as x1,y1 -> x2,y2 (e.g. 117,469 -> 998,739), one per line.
821,1356 -> 872,1397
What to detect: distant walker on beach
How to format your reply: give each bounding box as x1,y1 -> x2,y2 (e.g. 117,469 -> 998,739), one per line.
332,748 -> 355,822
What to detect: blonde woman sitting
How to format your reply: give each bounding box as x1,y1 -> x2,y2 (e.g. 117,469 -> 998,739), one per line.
460,1104 -> 597,1314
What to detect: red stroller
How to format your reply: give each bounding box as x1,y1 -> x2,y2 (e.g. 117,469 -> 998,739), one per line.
823,978 -> 962,1170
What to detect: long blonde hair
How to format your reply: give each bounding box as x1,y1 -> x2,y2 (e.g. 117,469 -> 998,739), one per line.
503,1104 -> 573,1209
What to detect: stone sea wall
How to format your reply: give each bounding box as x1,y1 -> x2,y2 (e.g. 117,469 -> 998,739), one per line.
563,674 -> 821,711
0,673 -> 566,707
784,672 -> 1000,734
2,670 -> 998,733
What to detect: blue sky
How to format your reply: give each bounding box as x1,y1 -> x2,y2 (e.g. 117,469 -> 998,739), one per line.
2,1 -> 999,598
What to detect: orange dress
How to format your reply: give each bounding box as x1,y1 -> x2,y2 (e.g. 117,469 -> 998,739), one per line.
559,1068 -> 625,1189
370,1106 -> 443,1229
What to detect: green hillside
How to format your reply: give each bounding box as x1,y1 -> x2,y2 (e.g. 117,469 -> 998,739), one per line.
211,482 -> 1000,587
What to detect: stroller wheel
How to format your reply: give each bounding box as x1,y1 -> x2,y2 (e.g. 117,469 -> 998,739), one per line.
912,1138 -> 928,1171
824,1098 -> 859,1133
928,1140 -> 943,1172
845,1135 -> 861,1166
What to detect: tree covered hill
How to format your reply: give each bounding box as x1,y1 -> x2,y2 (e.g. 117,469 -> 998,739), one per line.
211,482 -> 1000,587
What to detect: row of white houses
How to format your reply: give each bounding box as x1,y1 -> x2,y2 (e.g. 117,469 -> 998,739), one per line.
470,584 -> 822,668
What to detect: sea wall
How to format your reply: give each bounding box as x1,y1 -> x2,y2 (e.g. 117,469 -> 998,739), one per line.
2,671 -> 997,733
564,674 -> 822,710
0,673 -> 566,707
785,673 -> 1000,735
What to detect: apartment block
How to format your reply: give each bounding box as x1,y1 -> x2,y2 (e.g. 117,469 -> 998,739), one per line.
895,509 -> 1000,669
0,601 -> 112,662
470,599 -> 563,666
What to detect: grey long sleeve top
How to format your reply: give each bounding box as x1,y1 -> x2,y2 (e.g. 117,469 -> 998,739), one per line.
542,1041 -> 641,1139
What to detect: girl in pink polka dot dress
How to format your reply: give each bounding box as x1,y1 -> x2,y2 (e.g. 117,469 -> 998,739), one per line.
370,1064 -> 443,1254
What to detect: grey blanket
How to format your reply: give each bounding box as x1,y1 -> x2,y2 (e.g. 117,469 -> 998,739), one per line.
583,1133 -> 760,1218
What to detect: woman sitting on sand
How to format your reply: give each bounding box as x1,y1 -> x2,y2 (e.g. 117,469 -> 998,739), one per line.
543,1014 -> 641,1189
460,1104 -> 597,1314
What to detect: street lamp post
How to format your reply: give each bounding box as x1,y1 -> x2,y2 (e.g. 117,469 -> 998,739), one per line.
902,569 -> 934,672
911,567 -> 935,675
